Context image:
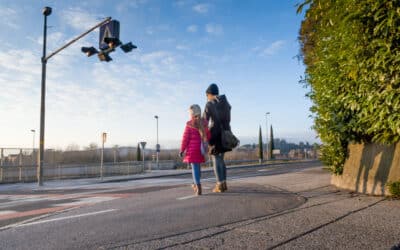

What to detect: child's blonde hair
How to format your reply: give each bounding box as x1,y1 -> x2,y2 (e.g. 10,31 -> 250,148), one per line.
190,104 -> 205,140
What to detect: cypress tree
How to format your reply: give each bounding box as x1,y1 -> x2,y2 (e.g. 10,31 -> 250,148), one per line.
269,125 -> 275,159
258,126 -> 264,162
136,143 -> 141,161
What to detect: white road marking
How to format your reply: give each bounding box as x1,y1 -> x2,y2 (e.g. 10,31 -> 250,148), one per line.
15,209 -> 117,228
52,197 -> 117,207
0,210 -> 16,216
177,195 -> 197,200
0,207 -> 80,231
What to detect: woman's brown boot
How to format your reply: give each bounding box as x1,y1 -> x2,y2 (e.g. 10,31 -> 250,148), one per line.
196,184 -> 202,195
212,183 -> 223,193
222,182 -> 227,191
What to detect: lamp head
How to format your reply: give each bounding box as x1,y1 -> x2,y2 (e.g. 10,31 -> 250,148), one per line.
42,7 -> 52,16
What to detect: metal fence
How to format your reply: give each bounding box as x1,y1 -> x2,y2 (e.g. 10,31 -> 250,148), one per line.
0,160 -> 177,184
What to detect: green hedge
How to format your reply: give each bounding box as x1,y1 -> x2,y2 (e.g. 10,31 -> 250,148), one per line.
298,0 -> 400,174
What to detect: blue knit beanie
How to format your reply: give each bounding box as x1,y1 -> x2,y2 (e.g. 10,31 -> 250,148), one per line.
206,83 -> 219,95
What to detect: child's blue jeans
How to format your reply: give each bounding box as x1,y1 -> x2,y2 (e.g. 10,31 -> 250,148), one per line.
191,163 -> 201,185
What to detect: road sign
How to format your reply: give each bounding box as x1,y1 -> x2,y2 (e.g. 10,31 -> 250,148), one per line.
156,144 -> 160,153
99,20 -> 120,50
102,132 -> 107,143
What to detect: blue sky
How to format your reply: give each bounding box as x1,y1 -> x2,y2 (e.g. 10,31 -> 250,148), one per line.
0,0 -> 315,150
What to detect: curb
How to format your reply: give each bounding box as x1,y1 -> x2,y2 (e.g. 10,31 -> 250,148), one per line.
99,160 -> 319,183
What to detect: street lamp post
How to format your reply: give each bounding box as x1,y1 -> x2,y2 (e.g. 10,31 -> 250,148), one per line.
31,129 -> 36,150
265,112 -> 270,161
38,7 -> 52,186
101,132 -> 107,180
154,115 -> 159,169
31,129 -> 36,165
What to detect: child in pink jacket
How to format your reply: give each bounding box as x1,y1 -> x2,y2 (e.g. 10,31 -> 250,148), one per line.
180,104 -> 210,195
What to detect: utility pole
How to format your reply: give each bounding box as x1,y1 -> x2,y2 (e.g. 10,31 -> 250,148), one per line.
101,132 -> 107,179
0,148 -> 3,167
265,112 -> 270,161
31,129 -> 36,165
154,115 -> 159,169
37,6 -> 111,186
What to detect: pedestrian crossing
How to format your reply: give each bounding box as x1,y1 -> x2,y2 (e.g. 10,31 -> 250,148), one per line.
0,192 -> 129,222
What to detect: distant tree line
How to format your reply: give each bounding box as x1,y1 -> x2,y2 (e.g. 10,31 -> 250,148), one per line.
239,138 -> 318,155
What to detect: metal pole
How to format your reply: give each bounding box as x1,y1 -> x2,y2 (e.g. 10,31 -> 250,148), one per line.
31,129 -> 35,165
38,8 -> 50,186
265,112 -> 270,161
101,140 -> 104,180
19,149 -> 23,166
155,115 -> 159,168
142,147 -> 145,171
32,130 -> 35,151
0,148 -> 3,167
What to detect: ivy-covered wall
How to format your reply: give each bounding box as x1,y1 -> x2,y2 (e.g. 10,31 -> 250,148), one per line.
298,0 -> 400,174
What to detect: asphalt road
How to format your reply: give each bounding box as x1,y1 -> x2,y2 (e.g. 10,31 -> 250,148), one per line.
0,160 -> 399,250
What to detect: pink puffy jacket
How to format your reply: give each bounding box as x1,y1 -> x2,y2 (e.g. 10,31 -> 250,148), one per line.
180,119 -> 210,163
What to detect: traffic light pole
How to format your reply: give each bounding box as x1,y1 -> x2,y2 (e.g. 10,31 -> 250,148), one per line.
45,17 -> 111,61
37,9 -> 111,186
38,9 -> 49,186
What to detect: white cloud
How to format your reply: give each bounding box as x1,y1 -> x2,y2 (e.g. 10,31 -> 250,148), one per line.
193,3 -> 210,14
174,0 -> 190,7
262,40 -> 286,56
116,0 -> 148,12
36,32 -> 66,48
60,7 -> 101,30
0,7 -> 20,29
0,49 -> 39,76
146,25 -> 170,35
146,27 -> 154,35
187,25 -> 198,33
205,23 -> 223,35
176,44 -> 189,51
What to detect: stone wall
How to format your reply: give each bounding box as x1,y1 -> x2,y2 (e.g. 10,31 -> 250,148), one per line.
331,142 -> 400,196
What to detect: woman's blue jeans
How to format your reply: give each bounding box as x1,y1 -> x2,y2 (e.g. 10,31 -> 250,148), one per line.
211,153 -> 226,183
191,163 -> 201,185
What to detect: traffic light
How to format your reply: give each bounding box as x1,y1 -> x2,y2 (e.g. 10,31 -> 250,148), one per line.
81,46 -> 98,57
120,42 -> 137,53
104,37 -> 121,49
81,19 -> 136,62
98,50 -> 113,62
